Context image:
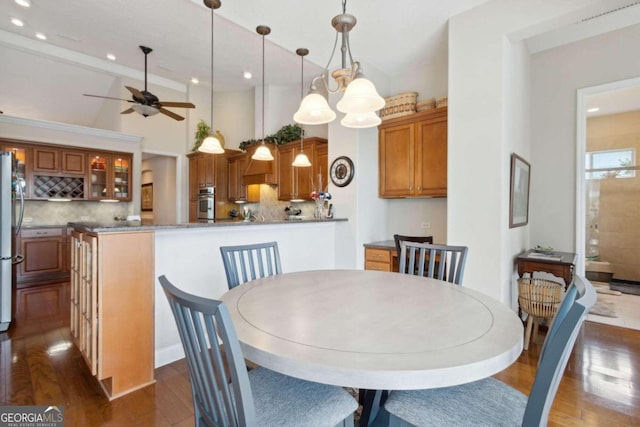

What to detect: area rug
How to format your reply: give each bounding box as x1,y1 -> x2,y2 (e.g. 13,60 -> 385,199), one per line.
610,282 -> 640,296
589,301 -> 618,318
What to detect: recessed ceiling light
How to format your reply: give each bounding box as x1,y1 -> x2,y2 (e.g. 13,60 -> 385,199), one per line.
35,32 -> 47,40
243,71 -> 252,79
191,77 -> 199,84
587,107 -> 600,113
11,18 -> 24,27
15,0 -> 31,7
106,53 -> 116,61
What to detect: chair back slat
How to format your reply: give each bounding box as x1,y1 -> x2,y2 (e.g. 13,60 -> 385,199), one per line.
220,242 -> 282,289
400,242 -> 469,285
159,275 -> 257,427
522,276 -> 596,426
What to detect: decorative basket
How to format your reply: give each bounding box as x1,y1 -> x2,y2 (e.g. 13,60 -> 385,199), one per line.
416,98 -> 436,112
435,96 -> 448,108
517,278 -> 563,318
380,91 -> 418,121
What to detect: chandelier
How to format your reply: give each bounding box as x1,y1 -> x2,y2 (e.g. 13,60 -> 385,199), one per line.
293,0 -> 384,129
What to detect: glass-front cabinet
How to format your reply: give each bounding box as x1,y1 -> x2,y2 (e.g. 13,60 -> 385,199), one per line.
89,153 -> 131,201
1,143 -> 29,197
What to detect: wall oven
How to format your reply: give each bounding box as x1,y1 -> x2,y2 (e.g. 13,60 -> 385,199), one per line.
197,187 -> 215,221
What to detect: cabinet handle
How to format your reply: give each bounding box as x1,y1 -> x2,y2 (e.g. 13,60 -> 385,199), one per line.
418,186 -> 422,190
409,186 -> 413,191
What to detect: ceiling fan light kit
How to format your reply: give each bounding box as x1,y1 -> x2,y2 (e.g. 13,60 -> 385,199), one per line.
252,25 -> 274,161
293,0 -> 384,128
198,0 -> 225,154
83,45 -> 195,121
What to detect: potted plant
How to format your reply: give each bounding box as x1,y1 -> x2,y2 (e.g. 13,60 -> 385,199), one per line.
192,120 -> 211,152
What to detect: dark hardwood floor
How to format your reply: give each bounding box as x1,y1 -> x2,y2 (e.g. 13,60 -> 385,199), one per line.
1,283 -> 639,426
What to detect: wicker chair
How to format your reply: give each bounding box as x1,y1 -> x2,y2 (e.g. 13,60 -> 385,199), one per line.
518,277 -> 564,351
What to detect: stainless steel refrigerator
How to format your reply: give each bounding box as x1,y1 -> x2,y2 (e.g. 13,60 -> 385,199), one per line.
0,152 -> 25,332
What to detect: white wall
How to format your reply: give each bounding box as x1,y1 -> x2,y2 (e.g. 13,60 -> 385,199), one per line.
530,23 -> 640,253
447,0 -> 602,302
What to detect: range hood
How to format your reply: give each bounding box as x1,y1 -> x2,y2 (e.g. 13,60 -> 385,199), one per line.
242,145 -> 277,186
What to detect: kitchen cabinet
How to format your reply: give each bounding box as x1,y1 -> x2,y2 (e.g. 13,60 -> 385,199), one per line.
70,228 -> 155,400
88,153 -> 132,201
33,147 -> 85,175
227,150 -> 248,202
363,241 -> 400,272
187,151 -> 230,220
276,138 -> 328,201
16,227 -> 69,285
378,107 -> 447,198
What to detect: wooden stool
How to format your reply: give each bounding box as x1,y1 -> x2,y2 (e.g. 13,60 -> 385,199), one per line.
518,278 -> 563,351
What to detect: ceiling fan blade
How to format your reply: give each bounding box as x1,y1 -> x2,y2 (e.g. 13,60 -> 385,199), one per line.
158,108 -> 185,121
84,94 -> 132,102
121,108 -> 135,114
125,85 -> 145,99
158,101 -> 196,108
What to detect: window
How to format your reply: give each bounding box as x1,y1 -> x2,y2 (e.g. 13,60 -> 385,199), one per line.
585,148 -> 635,179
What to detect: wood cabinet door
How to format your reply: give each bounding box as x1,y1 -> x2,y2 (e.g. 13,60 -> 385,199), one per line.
62,150 -> 85,175
415,117 -> 447,197
215,154 -> 228,202
70,230 -> 82,340
313,143 -> 328,193
379,123 -> 415,197
33,147 -> 59,173
17,228 -> 65,280
277,146 -> 295,200
188,155 -> 198,201
295,146 -> 314,200
80,234 -> 98,376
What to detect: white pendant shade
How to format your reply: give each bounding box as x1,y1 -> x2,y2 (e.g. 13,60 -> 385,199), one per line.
336,77 -> 385,114
252,144 -> 274,161
294,93 -> 336,125
292,152 -> 312,167
198,134 -> 224,154
341,111 -> 381,128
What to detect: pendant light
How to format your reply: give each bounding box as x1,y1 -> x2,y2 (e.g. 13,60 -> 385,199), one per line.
292,48 -> 312,168
198,0 -> 224,154
293,0 -> 384,128
252,25 -> 274,161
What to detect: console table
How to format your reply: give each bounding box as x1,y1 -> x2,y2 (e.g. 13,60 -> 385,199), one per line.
517,249 -> 577,289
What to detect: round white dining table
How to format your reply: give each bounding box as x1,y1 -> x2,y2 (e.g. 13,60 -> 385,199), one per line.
220,269 -> 523,391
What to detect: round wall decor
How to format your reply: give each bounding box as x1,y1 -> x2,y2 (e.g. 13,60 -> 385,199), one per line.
330,156 -> 354,187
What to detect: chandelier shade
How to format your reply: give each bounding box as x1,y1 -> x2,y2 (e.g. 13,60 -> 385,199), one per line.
198,0 -> 224,154
293,90 -> 337,125
336,75 -> 385,114
341,111 -> 381,128
293,0 -> 382,128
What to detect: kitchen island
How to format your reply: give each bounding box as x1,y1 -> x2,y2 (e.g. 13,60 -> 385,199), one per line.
68,218 -> 349,377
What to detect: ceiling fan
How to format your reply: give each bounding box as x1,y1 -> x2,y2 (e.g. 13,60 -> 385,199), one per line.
84,45 -> 195,121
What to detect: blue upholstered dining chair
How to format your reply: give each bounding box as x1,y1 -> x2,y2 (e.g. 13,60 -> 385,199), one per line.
219,241 -> 282,289
383,275 -> 596,427
399,241 -> 468,285
158,275 -> 358,427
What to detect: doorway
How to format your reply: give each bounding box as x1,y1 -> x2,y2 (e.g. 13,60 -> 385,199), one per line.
140,151 -> 182,224
577,77 -> 640,330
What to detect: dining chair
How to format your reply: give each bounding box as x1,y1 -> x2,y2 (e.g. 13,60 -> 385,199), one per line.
158,275 -> 358,427
399,241 -> 468,285
393,234 -> 434,259
384,275 -> 596,427
219,241 -> 282,289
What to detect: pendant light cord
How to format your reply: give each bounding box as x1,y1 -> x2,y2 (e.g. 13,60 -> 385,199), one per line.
261,32 -> 265,144
210,3 -> 214,132
300,53 -> 305,150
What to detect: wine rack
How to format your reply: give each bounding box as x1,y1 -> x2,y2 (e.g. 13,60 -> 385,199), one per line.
33,175 -> 85,199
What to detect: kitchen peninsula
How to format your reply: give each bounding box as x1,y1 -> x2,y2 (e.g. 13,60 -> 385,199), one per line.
68,217 -> 348,398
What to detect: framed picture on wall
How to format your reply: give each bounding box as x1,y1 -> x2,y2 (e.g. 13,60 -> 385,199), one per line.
141,183 -> 153,212
509,153 -> 530,228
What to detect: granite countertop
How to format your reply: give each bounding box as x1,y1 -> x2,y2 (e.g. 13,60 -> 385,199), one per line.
363,240 -> 395,250
68,217 -> 347,233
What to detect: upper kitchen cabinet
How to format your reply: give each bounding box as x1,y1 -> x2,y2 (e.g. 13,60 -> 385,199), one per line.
187,151 -> 229,220
32,146 -> 86,200
227,150 -> 248,203
276,138 -> 328,201
88,153 -> 132,201
378,107 -> 447,198
33,146 -> 85,175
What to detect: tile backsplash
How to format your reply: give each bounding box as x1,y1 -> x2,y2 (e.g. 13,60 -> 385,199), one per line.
22,201 -> 133,226
231,185 -> 318,221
